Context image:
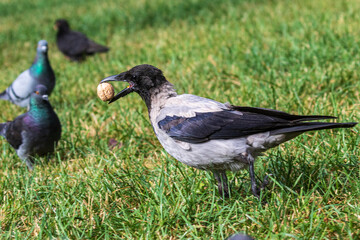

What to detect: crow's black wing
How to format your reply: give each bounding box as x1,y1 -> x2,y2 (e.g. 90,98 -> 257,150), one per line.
158,108 -> 355,144
158,110 -> 293,143
229,105 -> 336,122
57,31 -> 89,56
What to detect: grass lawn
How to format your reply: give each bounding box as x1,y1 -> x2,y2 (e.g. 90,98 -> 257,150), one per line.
0,0 -> 359,238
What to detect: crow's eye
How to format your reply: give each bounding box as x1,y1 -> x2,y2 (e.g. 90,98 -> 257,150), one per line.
132,75 -> 137,80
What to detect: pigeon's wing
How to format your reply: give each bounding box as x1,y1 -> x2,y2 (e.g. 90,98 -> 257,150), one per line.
158,108 -> 355,143
1,70 -> 35,107
9,69 -> 36,99
58,31 -> 89,56
47,110 -> 62,142
3,115 -> 26,149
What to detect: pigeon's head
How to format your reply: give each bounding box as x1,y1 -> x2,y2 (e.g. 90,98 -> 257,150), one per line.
100,64 -> 168,104
31,85 -> 50,105
54,19 -> 70,32
37,40 -> 48,53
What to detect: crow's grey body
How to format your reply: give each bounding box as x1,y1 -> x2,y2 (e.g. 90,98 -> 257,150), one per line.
101,64 -> 357,198
150,92 -> 260,172
149,85 -> 353,175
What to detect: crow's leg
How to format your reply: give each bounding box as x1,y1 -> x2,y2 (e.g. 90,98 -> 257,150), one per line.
247,155 -> 271,199
220,172 -> 229,197
248,157 -> 260,198
260,174 -> 272,190
213,171 -> 229,198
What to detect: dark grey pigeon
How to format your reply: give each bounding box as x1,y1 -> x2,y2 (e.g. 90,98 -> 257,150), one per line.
101,64 -> 357,198
0,40 -> 55,108
54,19 -> 109,61
0,85 -> 61,169
226,233 -> 255,240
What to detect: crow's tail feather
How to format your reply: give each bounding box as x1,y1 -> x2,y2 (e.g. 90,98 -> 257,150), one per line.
231,106 -> 338,122
87,40 -> 109,54
271,122 -> 357,135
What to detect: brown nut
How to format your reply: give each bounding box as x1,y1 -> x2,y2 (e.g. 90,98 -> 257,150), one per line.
97,82 -> 114,101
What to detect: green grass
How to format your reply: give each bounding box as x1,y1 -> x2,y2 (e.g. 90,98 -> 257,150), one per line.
0,0 -> 359,238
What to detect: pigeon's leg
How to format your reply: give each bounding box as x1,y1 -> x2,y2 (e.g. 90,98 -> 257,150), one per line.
18,150 -> 34,170
25,158 -> 34,170
213,171 -> 229,198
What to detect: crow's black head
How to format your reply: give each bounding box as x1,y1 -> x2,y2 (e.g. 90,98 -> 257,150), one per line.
100,64 -> 168,104
54,19 -> 70,32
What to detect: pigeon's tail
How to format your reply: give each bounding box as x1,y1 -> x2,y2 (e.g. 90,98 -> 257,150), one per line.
271,122 -> 357,135
87,40 -> 109,54
0,123 -> 7,137
0,90 -> 10,101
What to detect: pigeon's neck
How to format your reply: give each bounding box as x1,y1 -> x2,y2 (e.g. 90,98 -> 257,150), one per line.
28,99 -> 53,122
144,82 -> 177,114
30,53 -> 50,77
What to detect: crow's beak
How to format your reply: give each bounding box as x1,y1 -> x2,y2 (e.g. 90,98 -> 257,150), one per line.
100,73 -> 134,104
100,74 -> 122,83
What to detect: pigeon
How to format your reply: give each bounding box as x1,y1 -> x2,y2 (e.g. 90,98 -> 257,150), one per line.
0,85 -> 61,170
100,64 -> 357,198
54,19 -> 109,61
226,233 -> 255,240
0,40 -> 55,108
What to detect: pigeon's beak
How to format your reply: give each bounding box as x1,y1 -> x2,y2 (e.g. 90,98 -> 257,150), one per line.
38,45 -> 48,52
100,73 -> 134,104
42,95 -> 49,101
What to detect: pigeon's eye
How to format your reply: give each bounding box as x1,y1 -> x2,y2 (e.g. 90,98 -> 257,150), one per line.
35,91 -> 40,95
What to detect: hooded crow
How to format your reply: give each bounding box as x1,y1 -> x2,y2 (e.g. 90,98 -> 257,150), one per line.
100,64 -> 357,198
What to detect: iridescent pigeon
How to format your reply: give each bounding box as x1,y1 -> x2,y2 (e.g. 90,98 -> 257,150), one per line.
0,85 -> 61,170
54,19 -> 109,61
0,40 -> 55,108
